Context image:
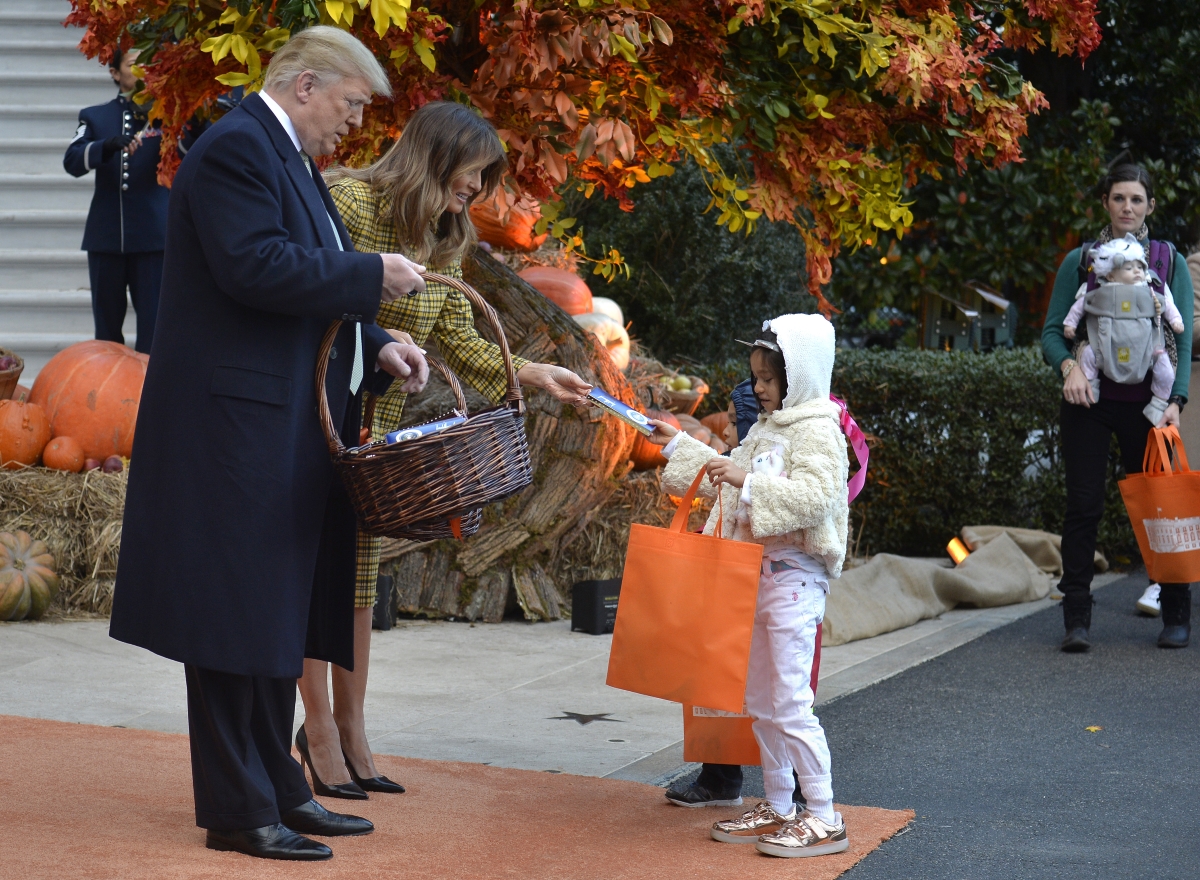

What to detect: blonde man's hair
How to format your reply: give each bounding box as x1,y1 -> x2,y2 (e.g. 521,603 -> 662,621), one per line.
263,26 -> 391,97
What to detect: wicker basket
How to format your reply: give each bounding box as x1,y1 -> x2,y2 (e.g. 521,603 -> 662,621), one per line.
0,348 -> 24,401
316,273 -> 532,540
663,376 -> 710,416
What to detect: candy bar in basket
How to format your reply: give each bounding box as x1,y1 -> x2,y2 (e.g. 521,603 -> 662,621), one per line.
384,415 -> 467,445
588,388 -> 652,436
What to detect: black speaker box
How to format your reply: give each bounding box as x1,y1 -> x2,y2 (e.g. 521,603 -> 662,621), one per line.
571,578 -> 622,635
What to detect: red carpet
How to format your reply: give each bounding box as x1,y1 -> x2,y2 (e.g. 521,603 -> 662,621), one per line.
0,715 -> 911,879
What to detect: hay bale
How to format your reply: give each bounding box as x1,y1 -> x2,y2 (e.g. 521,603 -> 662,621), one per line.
0,468 -> 127,617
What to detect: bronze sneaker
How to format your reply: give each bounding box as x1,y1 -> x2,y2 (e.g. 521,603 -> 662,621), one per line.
710,802 -> 796,844
755,811 -> 849,858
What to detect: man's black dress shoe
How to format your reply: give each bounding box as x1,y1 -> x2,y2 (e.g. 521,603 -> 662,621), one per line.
281,799 -> 374,837
205,823 -> 332,860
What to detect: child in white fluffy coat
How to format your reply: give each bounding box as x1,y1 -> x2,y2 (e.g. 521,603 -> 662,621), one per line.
644,313 -> 849,859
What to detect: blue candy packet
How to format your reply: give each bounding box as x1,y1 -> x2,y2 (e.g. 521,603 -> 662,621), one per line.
587,388 -> 652,436
385,415 -> 467,445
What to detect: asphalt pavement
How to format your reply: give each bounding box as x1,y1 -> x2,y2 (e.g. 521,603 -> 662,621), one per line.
674,571 -> 1200,879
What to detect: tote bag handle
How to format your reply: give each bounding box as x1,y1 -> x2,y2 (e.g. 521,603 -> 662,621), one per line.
670,470 -> 712,533
1143,426 -> 1191,477
668,468 -> 732,537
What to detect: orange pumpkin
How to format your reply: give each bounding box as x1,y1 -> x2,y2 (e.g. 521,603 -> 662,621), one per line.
11,384 -> 30,402
701,411 -> 731,436
630,409 -> 680,471
518,266 -> 593,316
469,196 -> 547,252
28,341 -> 148,461
0,530 -> 59,620
42,436 -> 85,473
0,399 -> 51,470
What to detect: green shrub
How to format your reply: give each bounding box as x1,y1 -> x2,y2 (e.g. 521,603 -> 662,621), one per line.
834,347 -> 1136,559
699,347 -> 1137,560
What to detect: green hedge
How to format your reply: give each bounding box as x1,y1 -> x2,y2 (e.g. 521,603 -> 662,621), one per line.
700,347 -> 1137,560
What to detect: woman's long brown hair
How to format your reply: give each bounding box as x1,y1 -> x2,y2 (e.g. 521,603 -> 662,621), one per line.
328,101 -> 507,268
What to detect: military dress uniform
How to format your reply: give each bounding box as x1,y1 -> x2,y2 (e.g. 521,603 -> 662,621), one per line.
327,176 -> 530,607
63,93 -> 169,353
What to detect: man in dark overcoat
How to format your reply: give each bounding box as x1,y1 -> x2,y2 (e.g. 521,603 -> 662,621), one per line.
108,27 -> 429,861
63,48 -> 168,353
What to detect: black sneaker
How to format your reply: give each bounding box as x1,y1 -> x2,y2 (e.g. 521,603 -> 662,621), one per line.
665,782 -> 743,808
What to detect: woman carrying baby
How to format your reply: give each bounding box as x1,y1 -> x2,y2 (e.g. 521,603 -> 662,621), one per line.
1042,163 -> 1194,651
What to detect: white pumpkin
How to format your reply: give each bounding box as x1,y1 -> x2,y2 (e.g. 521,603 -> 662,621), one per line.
573,312 -> 631,370
590,296 -> 624,327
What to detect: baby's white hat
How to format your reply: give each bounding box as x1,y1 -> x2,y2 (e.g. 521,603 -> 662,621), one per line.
1091,233 -> 1147,279
762,313 -> 835,409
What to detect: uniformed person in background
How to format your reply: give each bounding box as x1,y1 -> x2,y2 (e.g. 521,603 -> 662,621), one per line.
63,48 -> 167,354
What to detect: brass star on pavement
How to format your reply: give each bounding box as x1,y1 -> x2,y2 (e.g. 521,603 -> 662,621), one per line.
548,712 -> 624,725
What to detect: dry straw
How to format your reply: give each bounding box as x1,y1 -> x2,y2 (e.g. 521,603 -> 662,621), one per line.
0,468 -> 127,617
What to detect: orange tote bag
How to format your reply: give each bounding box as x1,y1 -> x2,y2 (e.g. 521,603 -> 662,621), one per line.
682,627 -> 823,765
1119,426 -> 1200,584
606,470 -> 764,713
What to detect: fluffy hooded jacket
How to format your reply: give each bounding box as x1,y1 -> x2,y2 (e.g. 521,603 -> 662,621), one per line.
660,314 -> 850,578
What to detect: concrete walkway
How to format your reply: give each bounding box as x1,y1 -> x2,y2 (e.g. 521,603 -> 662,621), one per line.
0,573 -> 1122,783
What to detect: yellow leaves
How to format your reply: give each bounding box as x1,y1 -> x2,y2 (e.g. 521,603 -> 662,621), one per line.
370,0 -> 409,39
1085,726 -> 1103,733
608,32 -> 639,64
413,35 -> 436,71
201,7 -> 292,88
202,32 -> 261,78
324,0 -> 356,27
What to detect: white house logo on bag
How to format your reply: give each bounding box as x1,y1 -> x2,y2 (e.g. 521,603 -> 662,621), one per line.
693,705 -> 750,718
1144,517 -> 1200,554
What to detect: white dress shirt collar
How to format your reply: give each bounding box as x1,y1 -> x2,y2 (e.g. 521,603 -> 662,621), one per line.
259,90 -> 302,153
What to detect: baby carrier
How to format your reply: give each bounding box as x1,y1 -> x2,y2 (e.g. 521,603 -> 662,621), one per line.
1076,238 -> 1179,377
1083,282 -> 1162,385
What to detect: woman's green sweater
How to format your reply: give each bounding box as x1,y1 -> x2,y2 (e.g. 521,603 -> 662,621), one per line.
1041,247 -> 1194,400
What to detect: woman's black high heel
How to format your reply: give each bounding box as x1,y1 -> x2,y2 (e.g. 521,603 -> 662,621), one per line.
295,725 -> 368,800
346,760 -> 406,795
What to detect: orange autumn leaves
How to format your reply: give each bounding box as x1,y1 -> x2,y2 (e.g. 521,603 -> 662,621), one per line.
66,0 -> 1100,311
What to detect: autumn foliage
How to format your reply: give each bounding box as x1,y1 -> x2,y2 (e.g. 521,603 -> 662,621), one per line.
67,0 -> 1100,311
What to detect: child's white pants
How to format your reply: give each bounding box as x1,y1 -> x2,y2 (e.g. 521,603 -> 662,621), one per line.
744,562 -> 834,820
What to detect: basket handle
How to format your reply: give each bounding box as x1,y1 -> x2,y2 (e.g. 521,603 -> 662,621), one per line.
316,269 -> 516,456
422,272 -> 525,410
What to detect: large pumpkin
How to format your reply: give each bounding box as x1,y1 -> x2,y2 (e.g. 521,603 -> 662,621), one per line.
519,266 -> 593,316
29,341 -> 148,461
0,530 -> 59,620
630,409 -> 680,471
470,195 -> 547,252
0,399 -> 51,470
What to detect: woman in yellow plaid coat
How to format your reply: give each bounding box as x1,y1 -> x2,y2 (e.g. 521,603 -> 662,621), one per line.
295,102 -> 592,797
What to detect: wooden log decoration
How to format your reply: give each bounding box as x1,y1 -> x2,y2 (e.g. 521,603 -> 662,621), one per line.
378,249 -> 640,622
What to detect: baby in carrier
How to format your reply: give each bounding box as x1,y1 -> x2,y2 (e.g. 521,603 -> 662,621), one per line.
1062,234 -> 1184,424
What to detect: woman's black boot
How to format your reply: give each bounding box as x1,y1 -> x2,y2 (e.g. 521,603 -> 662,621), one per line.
1157,585 -> 1191,649
1061,592 -> 1092,652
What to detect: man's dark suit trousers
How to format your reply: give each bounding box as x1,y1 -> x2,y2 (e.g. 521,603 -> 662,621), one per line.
183,665 -> 312,830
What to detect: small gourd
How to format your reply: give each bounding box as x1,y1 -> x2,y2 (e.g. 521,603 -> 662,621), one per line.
0,530 -> 59,620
